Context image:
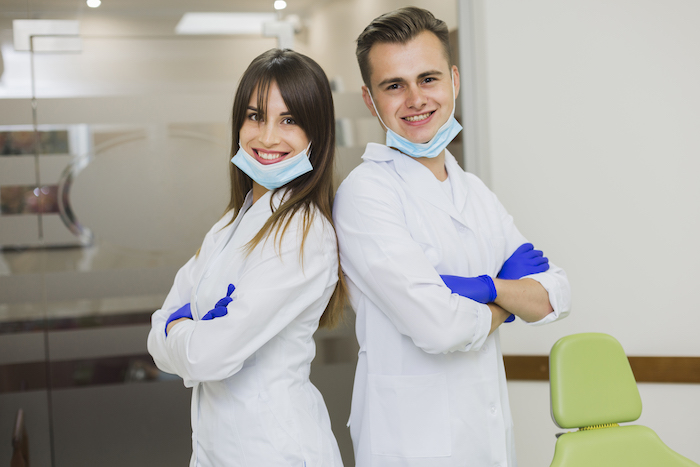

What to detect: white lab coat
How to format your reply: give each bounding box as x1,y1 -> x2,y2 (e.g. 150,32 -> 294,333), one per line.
333,144 -> 571,467
147,189 -> 343,467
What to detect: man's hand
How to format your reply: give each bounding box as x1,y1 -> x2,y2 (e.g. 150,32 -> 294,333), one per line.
440,274 -> 497,304
497,243 -> 549,280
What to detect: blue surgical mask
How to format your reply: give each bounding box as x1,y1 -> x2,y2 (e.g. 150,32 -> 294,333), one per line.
367,72 -> 462,159
231,143 -> 313,191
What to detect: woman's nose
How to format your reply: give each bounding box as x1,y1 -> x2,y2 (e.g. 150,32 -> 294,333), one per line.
259,122 -> 280,146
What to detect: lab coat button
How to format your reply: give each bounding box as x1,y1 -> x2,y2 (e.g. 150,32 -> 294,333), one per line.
490,405 -> 497,414
482,344 -> 489,352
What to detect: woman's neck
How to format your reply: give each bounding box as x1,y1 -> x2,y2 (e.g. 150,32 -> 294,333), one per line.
252,182 -> 268,204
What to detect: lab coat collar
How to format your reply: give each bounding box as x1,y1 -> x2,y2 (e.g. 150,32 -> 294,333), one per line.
362,143 -> 469,226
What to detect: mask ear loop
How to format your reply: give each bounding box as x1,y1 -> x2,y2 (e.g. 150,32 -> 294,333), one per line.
365,89 -> 390,133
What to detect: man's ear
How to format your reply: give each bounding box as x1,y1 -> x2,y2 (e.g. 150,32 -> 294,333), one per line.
361,85 -> 378,117
451,65 -> 461,99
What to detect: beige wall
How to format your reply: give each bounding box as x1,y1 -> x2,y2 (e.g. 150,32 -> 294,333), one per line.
474,0 -> 700,464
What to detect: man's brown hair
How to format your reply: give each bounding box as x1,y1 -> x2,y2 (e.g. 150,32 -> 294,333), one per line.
356,7 -> 452,90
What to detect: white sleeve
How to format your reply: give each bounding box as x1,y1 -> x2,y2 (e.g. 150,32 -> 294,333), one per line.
147,215 -> 231,380
334,174 -> 492,355
153,215 -> 337,383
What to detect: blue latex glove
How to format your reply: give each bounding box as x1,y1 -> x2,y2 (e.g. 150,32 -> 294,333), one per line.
497,243 -> 549,280
440,274 -> 497,304
497,243 -> 550,323
165,303 -> 192,336
201,283 -> 236,321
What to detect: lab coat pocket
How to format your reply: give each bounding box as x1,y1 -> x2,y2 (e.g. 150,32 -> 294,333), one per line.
368,373 -> 451,458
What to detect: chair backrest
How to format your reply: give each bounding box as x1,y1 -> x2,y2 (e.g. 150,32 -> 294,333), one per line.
550,332 -> 641,429
548,333 -> 699,467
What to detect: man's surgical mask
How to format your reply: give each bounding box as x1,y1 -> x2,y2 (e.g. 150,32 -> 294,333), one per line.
231,143 -> 313,191
367,72 -> 462,159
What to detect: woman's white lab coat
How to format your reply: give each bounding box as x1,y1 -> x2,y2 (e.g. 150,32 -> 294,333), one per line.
333,144 -> 571,467
147,190 -> 343,467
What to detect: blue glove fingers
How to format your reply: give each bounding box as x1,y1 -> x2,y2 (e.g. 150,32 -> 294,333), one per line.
215,296 -> 233,308
202,283 -> 236,321
504,314 -> 515,323
498,243 -> 550,279
201,306 -> 228,321
214,283 -> 236,307
165,303 -> 193,336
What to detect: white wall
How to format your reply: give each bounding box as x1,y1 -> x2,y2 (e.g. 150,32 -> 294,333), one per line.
474,0 -> 700,464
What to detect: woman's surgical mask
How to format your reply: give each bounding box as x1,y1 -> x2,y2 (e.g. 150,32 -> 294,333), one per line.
231,143 -> 313,191
367,71 -> 462,159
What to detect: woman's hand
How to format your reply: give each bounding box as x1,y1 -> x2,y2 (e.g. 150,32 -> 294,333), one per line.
165,303 -> 193,336
201,284 -> 236,320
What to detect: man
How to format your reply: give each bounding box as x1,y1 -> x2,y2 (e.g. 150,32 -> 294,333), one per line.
333,7 -> 571,467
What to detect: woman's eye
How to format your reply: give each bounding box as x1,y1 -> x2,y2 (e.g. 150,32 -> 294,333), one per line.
282,117 -> 296,125
247,113 -> 259,122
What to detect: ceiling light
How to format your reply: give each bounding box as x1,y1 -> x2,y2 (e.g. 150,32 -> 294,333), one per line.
274,0 -> 287,10
86,0 -> 101,8
175,12 -> 277,35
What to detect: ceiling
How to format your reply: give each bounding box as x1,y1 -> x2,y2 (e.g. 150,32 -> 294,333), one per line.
0,0 -> 326,19
0,0 -> 335,38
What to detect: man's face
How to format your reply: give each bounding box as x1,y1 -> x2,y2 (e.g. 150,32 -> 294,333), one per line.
362,30 -> 460,145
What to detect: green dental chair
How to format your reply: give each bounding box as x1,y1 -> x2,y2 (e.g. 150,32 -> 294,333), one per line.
548,332 -> 699,467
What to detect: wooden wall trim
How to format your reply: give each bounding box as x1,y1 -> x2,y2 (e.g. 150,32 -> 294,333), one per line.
504,355 -> 700,383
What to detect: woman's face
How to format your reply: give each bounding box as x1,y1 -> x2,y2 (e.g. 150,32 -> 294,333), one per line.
239,81 -> 310,166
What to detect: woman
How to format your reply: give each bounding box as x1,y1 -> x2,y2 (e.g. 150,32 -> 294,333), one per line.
147,49 -> 346,466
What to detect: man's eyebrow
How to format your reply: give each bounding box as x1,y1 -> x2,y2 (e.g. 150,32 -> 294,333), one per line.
376,70 -> 444,88
417,70 -> 444,80
377,77 -> 406,88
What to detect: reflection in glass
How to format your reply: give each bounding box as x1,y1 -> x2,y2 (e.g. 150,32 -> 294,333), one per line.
0,185 -> 59,215
0,130 -> 69,155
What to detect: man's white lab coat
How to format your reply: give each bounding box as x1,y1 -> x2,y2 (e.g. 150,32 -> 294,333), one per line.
148,190 -> 343,467
333,144 -> 571,467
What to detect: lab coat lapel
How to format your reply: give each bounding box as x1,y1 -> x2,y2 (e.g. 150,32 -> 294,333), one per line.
229,189 -> 286,247
391,148 -> 468,227
444,151 -> 469,215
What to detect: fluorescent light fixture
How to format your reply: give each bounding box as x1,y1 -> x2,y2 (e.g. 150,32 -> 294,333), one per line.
175,12 -> 277,35
274,1 -> 287,10
86,0 -> 101,7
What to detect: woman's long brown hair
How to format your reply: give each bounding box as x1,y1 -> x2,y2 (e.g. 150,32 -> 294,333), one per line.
226,48 -> 346,329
